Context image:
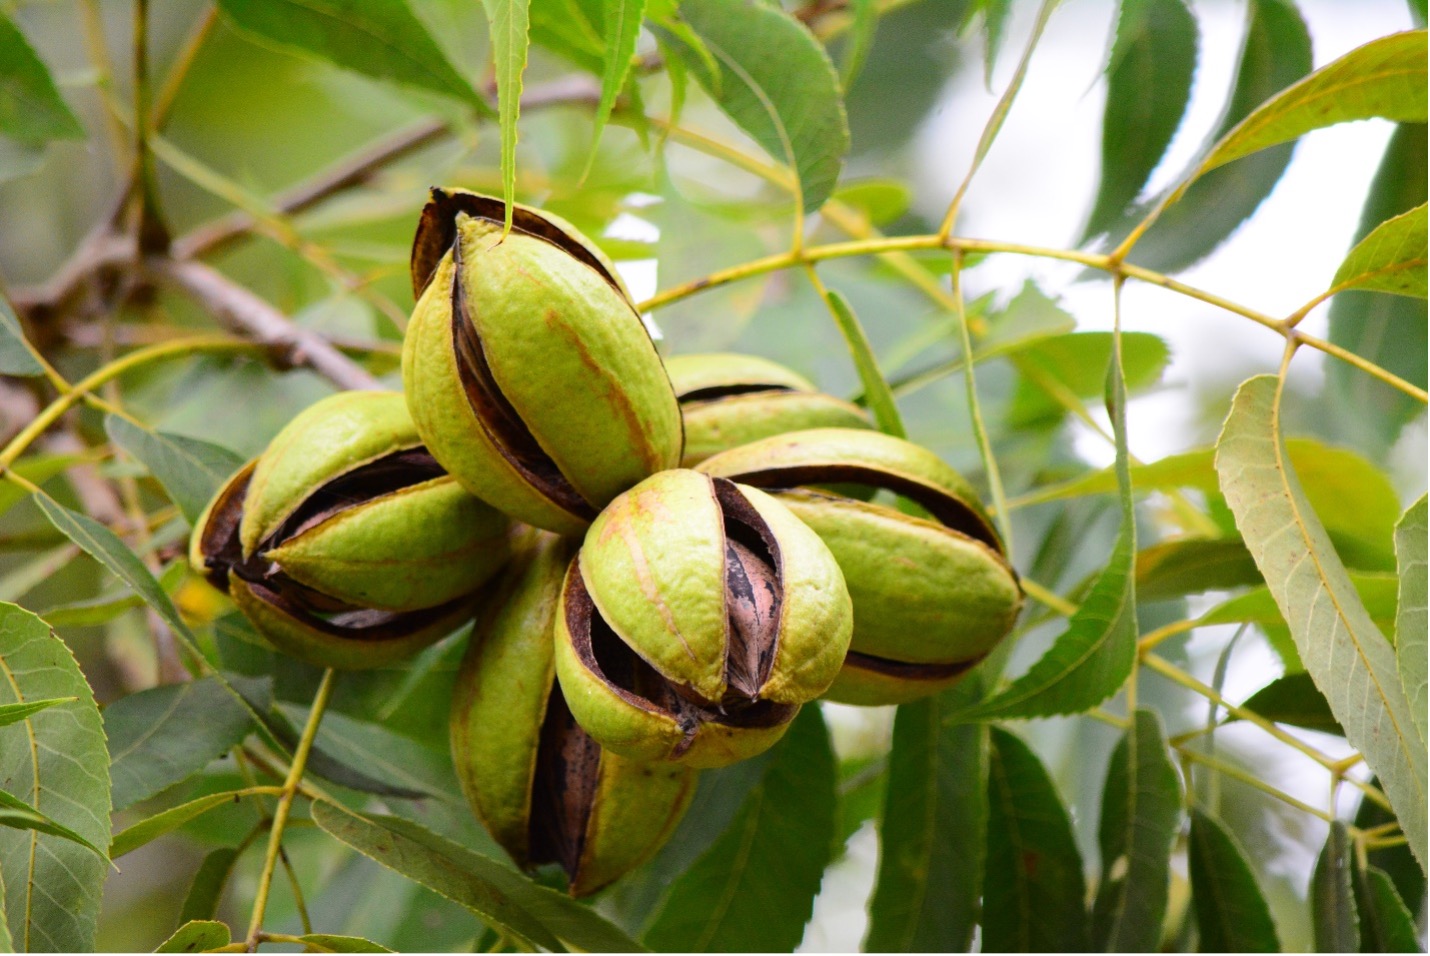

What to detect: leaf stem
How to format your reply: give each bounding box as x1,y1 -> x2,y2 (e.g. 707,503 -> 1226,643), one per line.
245,668 -> 336,950
951,250 -> 1013,555
0,337 -> 258,474
1019,578 -> 1079,617
935,0 -> 1059,239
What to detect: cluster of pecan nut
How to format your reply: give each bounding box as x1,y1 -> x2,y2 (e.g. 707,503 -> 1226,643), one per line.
192,189 -> 1023,896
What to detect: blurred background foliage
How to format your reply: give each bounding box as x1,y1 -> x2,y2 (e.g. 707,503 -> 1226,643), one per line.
0,0 -> 1425,951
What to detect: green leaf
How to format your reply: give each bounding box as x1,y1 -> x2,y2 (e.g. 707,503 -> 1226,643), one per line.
263,703 -> 428,800
0,454 -> 80,520
1330,203 -> 1428,299
111,790 -> 259,859
1394,496 -> 1427,747
820,287 -> 905,438
831,179 -> 910,225
483,0 -> 531,234
1354,777 -> 1425,915
300,934 -> 394,953
1216,375 -> 1427,870
1196,30 -> 1427,179
0,697 -> 72,730
1312,821 -> 1360,953
313,803 -> 644,952
107,677 -> 260,812
1081,0 -> 1198,241
982,727 -> 1089,952
179,848 -> 240,924
104,417 -> 246,527
1187,808 -> 1280,952
1006,331 -> 1170,429
1238,672 -> 1342,735
865,701 -> 987,951
0,602 -> 111,952
33,491 -> 197,645
1091,709 -> 1182,952
1137,537 -> 1261,601
662,0 -> 850,214
155,919 -> 230,953
1327,123 -> 1428,451
590,0 -> 646,160
955,329 -> 1139,721
1023,438 -> 1403,571
644,708 -> 836,952
213,0 -> 485,110
0,296 -> 43,377
0,789 -> 106,858
839,0 -> 877,91
0,12 -> 84,145
1355,864 -> 1420,952
0,869 -> 11,952
1115,0 -> 1312,272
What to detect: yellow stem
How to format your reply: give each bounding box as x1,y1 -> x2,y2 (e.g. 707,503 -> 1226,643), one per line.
0,337 -> 256,473
245,669 -> 336,949
1176,746 -> 1334,823
1019,578 -> 1079,617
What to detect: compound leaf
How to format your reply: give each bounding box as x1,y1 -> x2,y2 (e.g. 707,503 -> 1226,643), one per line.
661,0 -> 849,214
1196,30 -> 1427,178
1187,808 -> 1279,952
1216,375 -> 1427,870
106,676 -> 259,812
1092,709 -> 1182,952
1312,821 -> 1359,953
104,416 -> 246,527
645,708 -> 836,952
0,12 -> 83,145
214,0 -> 484,110
1330,204 -> 1428,299
1082,0 -> 1197,240
1394,496 -> 1427,747
983,727 -> 1089,952
865,700 -> 987,951
0,603 -> 111,952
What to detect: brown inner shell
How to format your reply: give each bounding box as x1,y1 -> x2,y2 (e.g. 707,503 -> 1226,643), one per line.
528,686 -> 602,885
564,548 -> 796,759
712,478 -> 783,702
677,383 -> 795,403
842,649 -> 982,683
725,463 -> 1003,552
411,189 -> 628,302
448,234 -> 597,522
198,448 -> 471,641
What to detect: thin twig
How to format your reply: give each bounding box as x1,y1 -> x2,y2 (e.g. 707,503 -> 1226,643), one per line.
155,259 -> 381,391
245,669 -> 336,951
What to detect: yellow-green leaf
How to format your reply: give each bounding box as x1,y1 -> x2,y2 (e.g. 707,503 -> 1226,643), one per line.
0,12 -> 84,145
155,919 -> 230,953
111,790 -> 261,859
1330,203 -> 1428,299
0,603 -> 111,952
1215,375 -> 1426,870
591,0 -> 647,160
1395,495 -> 1427,747
661,0 -> 850,214
1092,709 -> 1182,951
483,0 -> 531,234
214,0 -> 486,111
1196,30 -> 1428,178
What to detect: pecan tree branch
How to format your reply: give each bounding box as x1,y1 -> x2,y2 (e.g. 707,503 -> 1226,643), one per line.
156,259 -> 382,391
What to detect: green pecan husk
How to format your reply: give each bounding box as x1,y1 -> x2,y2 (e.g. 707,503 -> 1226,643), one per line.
699,428 -> 1023,705
451,534 -> 696,897
190,391 -> 515,669
553,469 -> 852,768
664,352 -> 873,466
402,189 -> 683,536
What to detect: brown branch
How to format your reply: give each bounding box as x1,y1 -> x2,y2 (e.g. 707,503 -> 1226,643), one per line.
156,259 -> 382,391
